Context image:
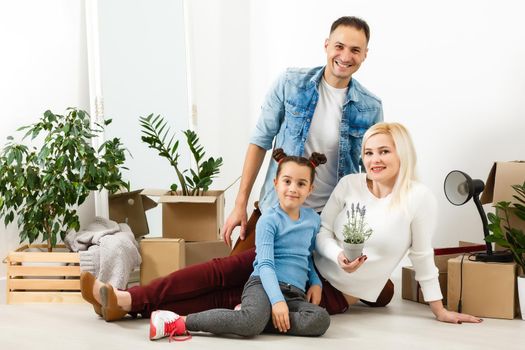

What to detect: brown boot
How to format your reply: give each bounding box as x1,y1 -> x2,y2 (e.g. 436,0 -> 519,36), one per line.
100,283 -> 128,322
80,271 -> 102,316
230,202 -> 261,256
360,279 -> 394,307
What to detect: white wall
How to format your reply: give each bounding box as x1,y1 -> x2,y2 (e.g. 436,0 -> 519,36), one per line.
0,0 -> 92,275
97,0 -> 189,237
186,0 -> 252,242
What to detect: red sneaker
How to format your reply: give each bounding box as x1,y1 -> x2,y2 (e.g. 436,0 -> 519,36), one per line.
149,310 -> 191,342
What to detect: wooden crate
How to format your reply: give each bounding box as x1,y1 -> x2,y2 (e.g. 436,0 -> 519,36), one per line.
5,244 -> 85,304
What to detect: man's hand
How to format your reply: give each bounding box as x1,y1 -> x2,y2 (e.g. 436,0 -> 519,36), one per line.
271,301 -> 290,333
306,284 -> 322,305
221,206 -> 247,247
337,251 -> 367,273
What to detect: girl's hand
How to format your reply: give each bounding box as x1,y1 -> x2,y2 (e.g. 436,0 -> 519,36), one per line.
337,251 -> 367,273
306,284 -> 322,305
429,300 -> 483,324
272,301 -> 290,332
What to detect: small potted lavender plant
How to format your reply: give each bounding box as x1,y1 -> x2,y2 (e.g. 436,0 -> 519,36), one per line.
342,203 -> 373,261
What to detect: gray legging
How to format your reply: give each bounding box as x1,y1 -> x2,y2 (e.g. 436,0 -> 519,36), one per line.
185,276 -> 330,337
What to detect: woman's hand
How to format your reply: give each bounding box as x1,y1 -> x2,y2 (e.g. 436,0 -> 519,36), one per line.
337,251 -> 367,273
271,301 -> 290,332
429,300 -> 483,324
306,284 -> 322,305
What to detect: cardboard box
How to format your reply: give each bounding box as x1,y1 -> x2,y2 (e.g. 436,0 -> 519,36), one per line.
142,189 -> 225,241
402,266 -> 448,305
447,256 -> 517,319
481,161 -> 525,236
185,240 -> 231,267
139,238 -> 230,285
140,238 -> 185,285
108,189 -> 157,238
433,243 -> 487,272
401,243 -> 486,305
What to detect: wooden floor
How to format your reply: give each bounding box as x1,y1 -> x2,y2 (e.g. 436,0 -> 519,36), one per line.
1,275 -> 525,350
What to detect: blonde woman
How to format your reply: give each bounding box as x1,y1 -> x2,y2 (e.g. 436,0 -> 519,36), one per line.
314,122 -> 482,323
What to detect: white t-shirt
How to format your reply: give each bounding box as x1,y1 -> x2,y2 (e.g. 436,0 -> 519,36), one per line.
314,173 -> 442,303
304,78 -> 347,212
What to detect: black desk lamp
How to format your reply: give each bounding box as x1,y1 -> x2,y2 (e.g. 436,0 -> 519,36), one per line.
444,170 -> 513,262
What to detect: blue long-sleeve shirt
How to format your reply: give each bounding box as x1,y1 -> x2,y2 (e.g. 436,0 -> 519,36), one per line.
251,204 -> 322,305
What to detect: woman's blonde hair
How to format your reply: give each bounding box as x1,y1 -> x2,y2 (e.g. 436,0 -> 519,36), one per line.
361,122 -> 417,207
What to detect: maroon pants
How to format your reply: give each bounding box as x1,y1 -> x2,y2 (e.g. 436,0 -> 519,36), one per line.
128,248 -> 349,317
128,249 -> 254,317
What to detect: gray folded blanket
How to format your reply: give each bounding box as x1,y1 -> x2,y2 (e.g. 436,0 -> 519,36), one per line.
64,217 -> 141,289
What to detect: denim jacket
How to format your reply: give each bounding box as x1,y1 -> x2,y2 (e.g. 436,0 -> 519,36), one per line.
250,66 -> 383,212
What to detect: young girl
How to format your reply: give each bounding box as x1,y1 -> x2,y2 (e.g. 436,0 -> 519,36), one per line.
149,149 -> 330,340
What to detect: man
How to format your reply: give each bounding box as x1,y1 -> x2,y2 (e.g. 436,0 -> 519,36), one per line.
223,16 -> 383,251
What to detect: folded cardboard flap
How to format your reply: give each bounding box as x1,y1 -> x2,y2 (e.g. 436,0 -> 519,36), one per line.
159,193 -> 219,204
141,189 -> 223,203
481,161 -> 525,205
141,188 -> 169,197
479,161 -> 525,248
108,189 -> 158,238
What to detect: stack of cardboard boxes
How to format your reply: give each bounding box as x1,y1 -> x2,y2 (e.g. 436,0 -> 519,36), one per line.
109,189 -> 231,286
401,242 -> 486,306
139,189 -> 231,285
402,161 -> 525,319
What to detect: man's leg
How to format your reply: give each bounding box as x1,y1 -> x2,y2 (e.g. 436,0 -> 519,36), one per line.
129,248 -> 256,317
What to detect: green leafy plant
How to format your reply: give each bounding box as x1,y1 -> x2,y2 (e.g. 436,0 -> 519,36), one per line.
0,108 -> 129,251
486,182 -> 525,273
342,202 -> 373,244
139,114 -> 223,196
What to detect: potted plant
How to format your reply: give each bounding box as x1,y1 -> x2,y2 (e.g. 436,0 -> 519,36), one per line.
485,181 -> 525,319
341,202 -> 373,261
139,114 -> 224,241
139,114 -> 223,196
0,108 -> 129,252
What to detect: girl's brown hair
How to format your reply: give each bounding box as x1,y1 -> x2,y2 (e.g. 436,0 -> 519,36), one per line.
272,148 -> 327,182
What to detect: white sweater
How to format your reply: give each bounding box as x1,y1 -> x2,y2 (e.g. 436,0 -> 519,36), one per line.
314,173 -> 442,302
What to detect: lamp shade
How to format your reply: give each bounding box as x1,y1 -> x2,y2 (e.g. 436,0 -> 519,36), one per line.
444,170 -> 474,205
443,170 -> 512,262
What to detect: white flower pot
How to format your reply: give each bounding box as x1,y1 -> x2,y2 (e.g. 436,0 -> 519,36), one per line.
342,243 -> 364,262
518,276 -> 525,320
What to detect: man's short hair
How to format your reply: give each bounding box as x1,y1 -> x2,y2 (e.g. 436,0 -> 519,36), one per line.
330,16 -> 370,43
